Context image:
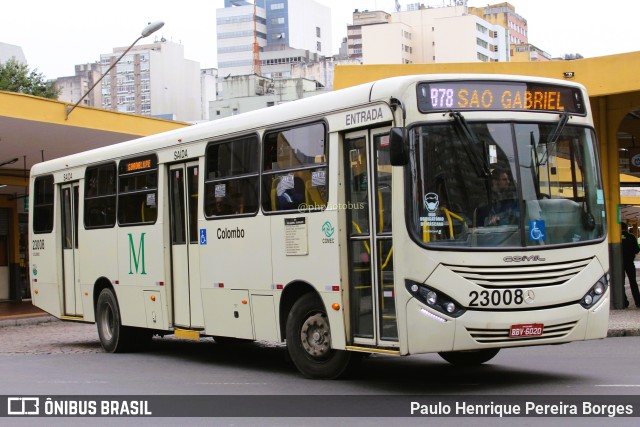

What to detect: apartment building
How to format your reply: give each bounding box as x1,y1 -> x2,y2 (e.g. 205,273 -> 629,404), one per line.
358,4 -> 509,65
100,39 -> 201,122
56,63 -> 102,107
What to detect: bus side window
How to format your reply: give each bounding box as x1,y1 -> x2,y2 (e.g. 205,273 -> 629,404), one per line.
204,135 -> 259,218
117,155 -> 158,226
262,122 -> 328,212
33,175 -> 54,233
84,163 -> 117,229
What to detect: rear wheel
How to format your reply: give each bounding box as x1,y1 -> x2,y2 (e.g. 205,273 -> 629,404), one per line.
286,293 -> 353,379
438,348 -> 500,366
96,288 -> 141,353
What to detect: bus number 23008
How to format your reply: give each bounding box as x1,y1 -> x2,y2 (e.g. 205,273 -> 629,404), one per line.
469,289 -> 526,307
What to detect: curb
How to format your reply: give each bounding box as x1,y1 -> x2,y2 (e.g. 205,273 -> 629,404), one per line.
0,315 -> 58,329
607,329 -> 640,337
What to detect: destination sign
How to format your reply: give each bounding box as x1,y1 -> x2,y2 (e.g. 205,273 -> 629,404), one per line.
119,155 -> 158,174
417,81 -> 585,115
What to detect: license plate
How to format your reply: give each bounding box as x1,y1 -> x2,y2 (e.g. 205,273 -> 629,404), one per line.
509,323 -> 544,338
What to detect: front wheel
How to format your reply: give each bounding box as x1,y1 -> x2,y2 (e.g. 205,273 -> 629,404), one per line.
438,348 -> 500,366
286,293 -> 353,379
96,288 -> 146,353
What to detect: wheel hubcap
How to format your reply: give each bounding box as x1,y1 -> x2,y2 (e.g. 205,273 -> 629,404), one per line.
300,313 -> 331,359
100,305 -> 114,341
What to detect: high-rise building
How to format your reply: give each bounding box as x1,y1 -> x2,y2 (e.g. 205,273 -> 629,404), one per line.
217,0 -> 268,77
100,39 -> 201,122
468,2 -> 528,48
216,0 -> 331,78
56,63 -> 102,108
354,4 -> 509,65
347,10 -> 391,62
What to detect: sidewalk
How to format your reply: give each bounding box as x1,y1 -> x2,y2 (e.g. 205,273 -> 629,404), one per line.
1,299 -> 639,336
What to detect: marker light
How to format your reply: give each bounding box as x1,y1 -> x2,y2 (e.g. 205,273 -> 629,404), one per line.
332,303 -> 341,311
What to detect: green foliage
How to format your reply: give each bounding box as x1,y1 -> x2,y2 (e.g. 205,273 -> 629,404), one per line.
0,58 -> 60,99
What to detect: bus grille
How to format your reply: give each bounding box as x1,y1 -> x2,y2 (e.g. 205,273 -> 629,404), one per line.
444,257 -> 593,289
466,321 -> 577,344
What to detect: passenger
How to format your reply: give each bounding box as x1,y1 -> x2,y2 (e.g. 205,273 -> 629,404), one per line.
276,175 -> 305,210
621,222 -> 640,308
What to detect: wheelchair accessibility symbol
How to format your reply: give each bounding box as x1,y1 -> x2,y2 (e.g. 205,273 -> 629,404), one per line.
529,220 -> 546,241
200,229 -> 207,245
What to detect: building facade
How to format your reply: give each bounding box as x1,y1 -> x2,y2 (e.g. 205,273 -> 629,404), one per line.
209,74 -> 325,120
100,39 -> 201,122
216,0 -> 331,78
201,68 -> 218,122
55,63 -> 103,108
217,0 -> 268,77
347,10 -> 391,62
359,4 -> 509,65
0,42 -> 27,66
511,43 -> 552,62
468,2 -> 528,48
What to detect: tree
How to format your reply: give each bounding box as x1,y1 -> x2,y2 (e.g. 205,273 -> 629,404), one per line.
0,58 -> 59,99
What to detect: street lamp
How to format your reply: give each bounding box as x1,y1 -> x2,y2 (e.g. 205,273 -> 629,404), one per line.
65,20 -> 165,120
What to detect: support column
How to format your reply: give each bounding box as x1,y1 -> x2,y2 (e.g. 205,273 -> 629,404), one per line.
599,97 -> 625,308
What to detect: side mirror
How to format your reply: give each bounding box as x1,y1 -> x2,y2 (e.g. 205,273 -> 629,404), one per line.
390,127 -> 408,166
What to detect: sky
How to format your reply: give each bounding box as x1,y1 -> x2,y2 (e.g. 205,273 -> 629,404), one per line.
1,0 -> 639,80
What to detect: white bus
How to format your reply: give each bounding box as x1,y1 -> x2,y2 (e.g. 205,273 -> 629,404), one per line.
29,74 -> 609,379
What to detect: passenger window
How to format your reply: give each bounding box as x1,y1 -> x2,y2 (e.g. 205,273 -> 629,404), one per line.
33,175 -> 54,233
117,155 -> 158,225
84,163 -> 116,228
204,136 -> 259,217
262,123 -> 328,212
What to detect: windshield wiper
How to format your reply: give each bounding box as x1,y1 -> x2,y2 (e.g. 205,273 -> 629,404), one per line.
449,111 -> 490,178
538,112 -> 570,166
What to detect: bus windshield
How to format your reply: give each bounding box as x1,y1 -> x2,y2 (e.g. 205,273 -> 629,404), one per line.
408,120 -> 606,248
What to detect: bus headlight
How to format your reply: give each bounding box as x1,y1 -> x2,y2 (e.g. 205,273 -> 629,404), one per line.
405,280 -> 466,318
580,274 -> 608,309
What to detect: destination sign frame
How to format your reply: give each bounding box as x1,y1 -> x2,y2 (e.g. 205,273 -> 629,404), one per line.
417,81 -> 586,115
119,154 -> 158,174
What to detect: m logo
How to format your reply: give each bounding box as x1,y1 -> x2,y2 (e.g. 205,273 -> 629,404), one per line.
128,233 -> 147,275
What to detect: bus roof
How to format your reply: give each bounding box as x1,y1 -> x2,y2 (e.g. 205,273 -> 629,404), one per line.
30,73 -> 586,176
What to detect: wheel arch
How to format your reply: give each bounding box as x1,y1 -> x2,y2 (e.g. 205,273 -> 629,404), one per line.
93,276 -> 115,317
279,280 -> 323,340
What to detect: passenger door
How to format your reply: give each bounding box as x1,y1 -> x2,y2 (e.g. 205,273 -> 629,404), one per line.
60,182 -> 81,316
344,128 -> 397,346
168,161 -> 203,328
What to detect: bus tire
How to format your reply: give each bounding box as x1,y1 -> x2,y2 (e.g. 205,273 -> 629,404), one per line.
96,288 -> 135,353
286,293 -> 352,379
438,348 -> 500,366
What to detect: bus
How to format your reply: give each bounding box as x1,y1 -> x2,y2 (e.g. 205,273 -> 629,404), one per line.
29,74 -> 609,379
